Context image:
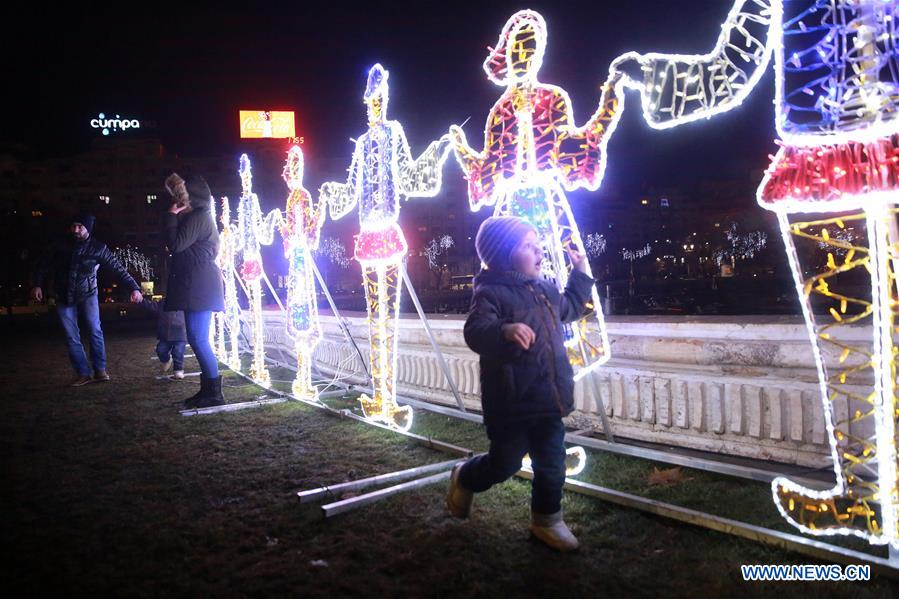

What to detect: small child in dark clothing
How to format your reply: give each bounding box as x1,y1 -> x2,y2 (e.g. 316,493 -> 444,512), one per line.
142,298 -> 187,379
447,216 -> 594,552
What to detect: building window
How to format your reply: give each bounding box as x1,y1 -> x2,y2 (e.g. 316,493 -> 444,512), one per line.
31,210 -> 43,217
99,195 -> 110,204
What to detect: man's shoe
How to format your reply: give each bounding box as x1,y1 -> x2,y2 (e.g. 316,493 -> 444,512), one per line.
173,370 -> 185,380
69,375 -> 94,387
530,511 -> 579,552
446,463 -> 473,518
93,370 -> 110,382
159,359 -> 173,374
193,375 -> 225,408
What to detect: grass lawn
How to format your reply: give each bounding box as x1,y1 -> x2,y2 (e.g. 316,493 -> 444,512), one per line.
1,326 -> 896,598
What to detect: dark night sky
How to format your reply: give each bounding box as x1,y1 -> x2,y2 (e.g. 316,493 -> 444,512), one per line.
8,0 -> 778,199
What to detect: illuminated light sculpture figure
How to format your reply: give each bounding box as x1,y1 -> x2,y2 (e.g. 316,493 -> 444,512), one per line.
320,63 -> 451,430
236,154 -> 282,388
281,146 -> 326,400
615,0 -> 899,547
449,10 -> 625,380
215,196 -> 242,371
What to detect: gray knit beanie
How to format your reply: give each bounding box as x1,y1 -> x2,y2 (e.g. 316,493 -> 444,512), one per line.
475,216 -> 537,271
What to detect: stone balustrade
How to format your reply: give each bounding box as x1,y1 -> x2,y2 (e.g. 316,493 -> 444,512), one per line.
255,310 -> 849,468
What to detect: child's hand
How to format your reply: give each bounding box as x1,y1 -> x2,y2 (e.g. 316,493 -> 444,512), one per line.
502,323 -> 536,350
565,241 -> 588,274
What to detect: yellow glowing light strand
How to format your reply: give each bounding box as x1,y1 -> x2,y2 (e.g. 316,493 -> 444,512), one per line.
449,9 -> 625,381
236,153 -> 283,388
614,0 -> 899,548
522,446 -> 587,477
319,63 -> 452,431
215,196 -> 242,372
281,146 -> 326,401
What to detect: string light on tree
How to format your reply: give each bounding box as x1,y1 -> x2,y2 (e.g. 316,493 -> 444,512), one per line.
422,235 -> 454,269
319,63 -> 452,431
615,0 -> 899,548
621,243 -> 652,262
313,237 -> 351,268
450,9 -> 625,381
585,232 -> 607,258
113,246 -> 154,281
713,223 -> 768,266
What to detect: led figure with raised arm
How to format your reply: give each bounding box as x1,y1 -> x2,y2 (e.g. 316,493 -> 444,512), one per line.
236,154 -> 282,388
215,196 -> 241,372
449,10 -> 625,380
319,63 -> 452,430
614,0 -> 899,548
281,146 -> 326,400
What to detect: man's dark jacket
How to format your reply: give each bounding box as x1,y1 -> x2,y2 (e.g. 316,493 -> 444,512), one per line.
33,236 -> 139,305
463,268 -> 594,435
164,176 -> 224,312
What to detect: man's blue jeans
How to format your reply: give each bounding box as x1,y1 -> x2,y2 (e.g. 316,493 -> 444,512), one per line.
185,310 -> 219,378
458,417 -> 567,515
57,294 -> 105,376
156,340 -> 187,371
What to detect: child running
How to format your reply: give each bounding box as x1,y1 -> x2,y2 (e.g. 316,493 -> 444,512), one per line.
447,216 -> 594,552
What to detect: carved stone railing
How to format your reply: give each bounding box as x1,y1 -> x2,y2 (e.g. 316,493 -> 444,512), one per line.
256,310 -> 844,468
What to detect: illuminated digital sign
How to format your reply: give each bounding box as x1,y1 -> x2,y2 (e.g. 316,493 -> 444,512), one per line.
90,113 -> 141,135
239,110 -> 297,139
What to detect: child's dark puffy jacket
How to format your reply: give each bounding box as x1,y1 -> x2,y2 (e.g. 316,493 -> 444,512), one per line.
142,298 -> 187,342
463,268 -> 594,431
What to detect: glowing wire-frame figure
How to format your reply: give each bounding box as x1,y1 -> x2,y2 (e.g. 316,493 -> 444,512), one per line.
449,10 -> 625,380
214,196 -> 242,372
319,63 -> 452,430
614,0 -> 899,548
281,146 -> 326,400
236,154 -> 282,388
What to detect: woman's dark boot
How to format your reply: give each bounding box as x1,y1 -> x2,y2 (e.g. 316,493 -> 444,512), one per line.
194,375 -> 225,408
183,377 -> 211,409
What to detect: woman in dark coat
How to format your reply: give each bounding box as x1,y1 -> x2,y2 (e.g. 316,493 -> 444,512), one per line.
164,173 -> 225,408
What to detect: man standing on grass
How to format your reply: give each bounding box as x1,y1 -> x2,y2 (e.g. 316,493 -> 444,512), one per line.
31,213 -> 143,386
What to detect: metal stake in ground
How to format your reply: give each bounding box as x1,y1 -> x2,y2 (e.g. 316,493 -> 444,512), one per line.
298,459 -> 458,505
321,470 -> 452,518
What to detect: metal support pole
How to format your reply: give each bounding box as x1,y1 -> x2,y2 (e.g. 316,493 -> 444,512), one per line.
310,259 -> 370,379
516,469 -> 899,580
261,271 -> 287,312
180,396 -> 286,416
400,267 -> 467,412
585,370 -> 615,443
298,459 -> 458,505
321,470 -> 452,518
